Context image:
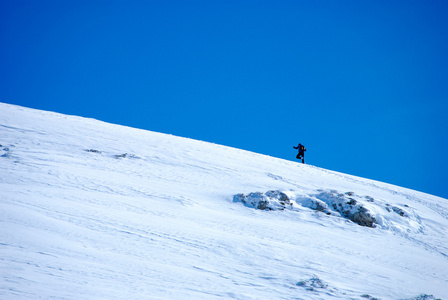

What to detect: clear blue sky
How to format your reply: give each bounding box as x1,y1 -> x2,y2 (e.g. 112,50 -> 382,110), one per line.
1,0 -> 448,199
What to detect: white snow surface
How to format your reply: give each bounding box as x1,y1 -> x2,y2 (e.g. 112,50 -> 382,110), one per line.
1,102 -> 447,300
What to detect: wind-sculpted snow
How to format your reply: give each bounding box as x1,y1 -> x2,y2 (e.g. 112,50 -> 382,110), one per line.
1,103 -> 448,300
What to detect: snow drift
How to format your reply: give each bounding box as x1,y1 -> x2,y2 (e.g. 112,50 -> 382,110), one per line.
1,102 -> 447,299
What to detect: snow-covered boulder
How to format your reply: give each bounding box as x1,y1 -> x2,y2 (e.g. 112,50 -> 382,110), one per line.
233,190 -> 293,211
235,189 -> 378,227
314,190 -> 377,227
296,276 -> 328,291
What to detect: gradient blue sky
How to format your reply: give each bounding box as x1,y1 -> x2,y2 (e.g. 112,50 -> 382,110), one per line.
1,0 -> 448,199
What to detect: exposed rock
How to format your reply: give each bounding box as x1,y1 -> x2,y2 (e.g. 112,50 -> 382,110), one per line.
114,153 -> 140,159
86,149 -> 102,153
351,208 -> 376,228
315,190 -> 377,228
347,198 -> 357,205
365,196 -> 375,202
233,190 -> 292,211
406,294 -> 441,300
234,189 -> 379,227
296,276 -> 328,291
392,206 -> 408,217
361,294 -> 381,300
266,190 -> 291,207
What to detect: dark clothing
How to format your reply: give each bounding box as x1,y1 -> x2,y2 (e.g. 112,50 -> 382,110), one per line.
293,143 -> 306,164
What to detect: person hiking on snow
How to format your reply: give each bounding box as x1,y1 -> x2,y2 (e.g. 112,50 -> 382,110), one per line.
293,143 -> 306,164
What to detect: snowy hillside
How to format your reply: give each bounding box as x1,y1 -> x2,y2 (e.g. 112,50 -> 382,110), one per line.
1,102 -> 447,299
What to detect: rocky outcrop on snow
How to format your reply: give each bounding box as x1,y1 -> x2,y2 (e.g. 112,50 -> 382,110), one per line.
295,276 -> 386,299
1,144 -> 14,158
234,189 -> 378,227
114,153 -> 140,159
296,276 -> 328,291
84,149 -> 141,159
234,189 -> 425,230
85,149 -> 103,154
233,190 -> 293,211
311,190 -> 377,227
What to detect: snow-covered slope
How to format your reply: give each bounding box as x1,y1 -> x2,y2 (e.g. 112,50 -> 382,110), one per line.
1,102 -> 447,299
